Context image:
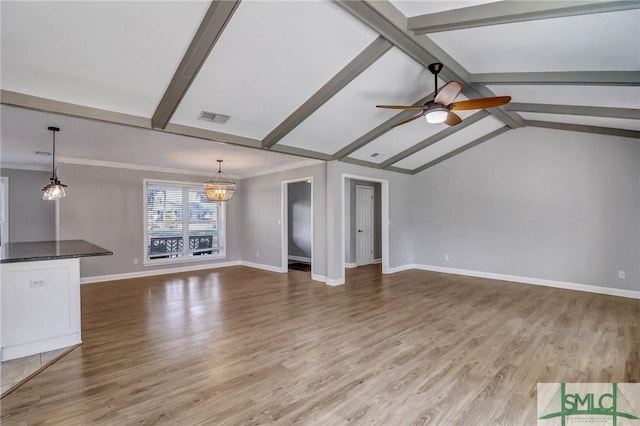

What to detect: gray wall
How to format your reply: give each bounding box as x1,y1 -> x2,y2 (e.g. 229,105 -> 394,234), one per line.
240,163 -> 326,277
410,126 -> 640,291
287,181 -> 311,260
345,179 -> 381,263
57,163 -> 241,278
326,161 -> 415,280
0,168 -> 56,242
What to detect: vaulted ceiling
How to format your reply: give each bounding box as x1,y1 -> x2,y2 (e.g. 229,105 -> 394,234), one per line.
1,1 -> 639,178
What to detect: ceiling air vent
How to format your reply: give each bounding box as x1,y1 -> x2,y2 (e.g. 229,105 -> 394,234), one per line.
198,111 -> 230,124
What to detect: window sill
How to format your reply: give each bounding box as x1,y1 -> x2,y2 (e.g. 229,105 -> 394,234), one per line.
143,254 -> 226,267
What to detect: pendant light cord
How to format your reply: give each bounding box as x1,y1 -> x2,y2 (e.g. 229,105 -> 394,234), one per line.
51,129 -> 57,180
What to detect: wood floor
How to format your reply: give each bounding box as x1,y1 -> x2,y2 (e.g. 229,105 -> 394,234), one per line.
1,265 -> 638,425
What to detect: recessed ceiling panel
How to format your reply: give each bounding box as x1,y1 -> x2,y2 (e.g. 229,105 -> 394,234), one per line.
0,1 -> 209,116
277,47 -> 430,155
489,85 -> 640,110
521,112 -> 640,131
390,0 -> 501,17
349,94 -> 476,164
0,106 -> 321,178
428,10 -> 640,73
394,116 -> 505,170
171,1 -> 379,140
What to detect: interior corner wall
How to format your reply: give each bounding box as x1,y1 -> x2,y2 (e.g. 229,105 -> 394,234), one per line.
326,161 -> 414,281
0,168 -> 56,242
56,163 -> 242,279
239,162 -> 327,277
410,126 -> 640,291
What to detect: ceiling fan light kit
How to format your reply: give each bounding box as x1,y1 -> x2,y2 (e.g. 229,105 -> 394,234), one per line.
42,126 -> 68,201
377,62 -> 511,128
204,160 -> 236,202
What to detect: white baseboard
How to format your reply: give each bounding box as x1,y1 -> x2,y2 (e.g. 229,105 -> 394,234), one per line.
373,258 -> 382,264
240,261 -> 286,273
288,255 -> 311,263
345,262 -> 357,269
311,273 -> 326,283
81,261 -> 242,284
326,277 -> 345,286
411,264 -> 640,300
384,264 -> 413,274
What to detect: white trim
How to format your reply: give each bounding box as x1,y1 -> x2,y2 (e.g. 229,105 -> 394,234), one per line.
281,177 -> 314,275
288,255 -> 311,263
311,273 -> 327,282
56,156 -> 321,180
0,177 -> 9,247
411,264 -> 640,300
0,162 -> 51,172
345,262 -> 357,268
81,261 -> 241,284
340,174 -> 390,285
373,258 -> 382,264
240,261 -> 286,273
326,277 -> 345,286
385,264 -> 414,274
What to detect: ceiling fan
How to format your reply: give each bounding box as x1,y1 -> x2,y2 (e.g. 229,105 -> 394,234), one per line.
376,62 -> 511,127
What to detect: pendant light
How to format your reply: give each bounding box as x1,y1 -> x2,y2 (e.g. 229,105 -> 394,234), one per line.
42,126 -> 67,200
204,160 -> 236,201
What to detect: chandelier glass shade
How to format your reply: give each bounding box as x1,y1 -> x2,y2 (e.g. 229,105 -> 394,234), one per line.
204,160 -> 236,202
42,126 -> 67,200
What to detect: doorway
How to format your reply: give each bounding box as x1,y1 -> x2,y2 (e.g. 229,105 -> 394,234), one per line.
344,178 -> 382,268
0,177 -> 8,248
355,185 -> 374,265
281,178 -> 313,273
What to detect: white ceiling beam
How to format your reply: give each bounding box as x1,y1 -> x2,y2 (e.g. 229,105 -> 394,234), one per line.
470,71 -> 640,86
507,103 -> 640,120
411,126 -> 510,174
261,36 -> 392,149
335,0 -> 524,129
379,110 -> 489,168
407,1 -> 640,35
525,120 -> 640,139
151,1 -> 241,130
332,93 -> 433,160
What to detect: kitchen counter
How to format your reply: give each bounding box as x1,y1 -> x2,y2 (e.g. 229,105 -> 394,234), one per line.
1,240 -> 112,361
1,239 -> 113,263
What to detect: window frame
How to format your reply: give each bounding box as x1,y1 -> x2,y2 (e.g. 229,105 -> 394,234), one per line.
143,178 -> 226,266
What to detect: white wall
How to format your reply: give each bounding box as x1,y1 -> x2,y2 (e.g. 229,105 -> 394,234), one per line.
410,127 -> 640,291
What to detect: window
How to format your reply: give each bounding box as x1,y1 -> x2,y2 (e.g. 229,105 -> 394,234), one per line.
144,180 -> 225,264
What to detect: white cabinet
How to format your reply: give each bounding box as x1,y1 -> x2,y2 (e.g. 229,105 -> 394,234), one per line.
1,258 -> 81,361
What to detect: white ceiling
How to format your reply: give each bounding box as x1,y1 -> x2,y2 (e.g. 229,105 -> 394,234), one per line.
1,1 -> 638,177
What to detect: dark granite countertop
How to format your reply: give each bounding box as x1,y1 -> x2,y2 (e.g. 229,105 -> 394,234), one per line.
0,240 -> 113,263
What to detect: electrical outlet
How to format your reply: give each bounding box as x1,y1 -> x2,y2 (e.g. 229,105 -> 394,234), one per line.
445,254 -> 450,261
133,258 -> 139,265
30,279 -> 46,288
618,271 -> 625,279
256,251 -> 260,258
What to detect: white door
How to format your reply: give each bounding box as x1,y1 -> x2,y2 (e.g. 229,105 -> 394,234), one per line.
355,185 -> 374,266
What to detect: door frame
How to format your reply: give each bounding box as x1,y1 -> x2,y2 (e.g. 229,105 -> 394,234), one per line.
341,174 -> 389,279
281,177 -> 314,273
0,176 -> 8,247
355,185 -> 375,266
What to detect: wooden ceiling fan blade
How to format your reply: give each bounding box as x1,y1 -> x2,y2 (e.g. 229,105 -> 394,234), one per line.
393,112 -> 425,127
376,104 -> 427,110
434,81 -> 463,106
444,112 -> 462,126
450,96 -> 511,111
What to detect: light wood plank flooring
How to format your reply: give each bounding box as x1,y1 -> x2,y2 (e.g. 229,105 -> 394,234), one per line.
1,265 -> 638,425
